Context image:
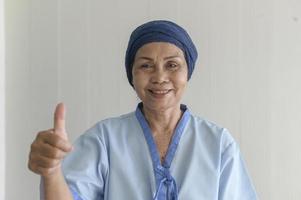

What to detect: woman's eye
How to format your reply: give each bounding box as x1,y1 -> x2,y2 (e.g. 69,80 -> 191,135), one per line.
141,63 -> 152,68
167,62 -> 178,69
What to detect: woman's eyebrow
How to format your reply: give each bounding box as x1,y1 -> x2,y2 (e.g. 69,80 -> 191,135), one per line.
136,55 -> 182,61
136,56 -> 153,61
163,55 -> 182,60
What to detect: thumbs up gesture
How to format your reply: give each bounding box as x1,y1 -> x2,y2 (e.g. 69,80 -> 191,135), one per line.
53,103 -> 68,140
28,103 -> 73,178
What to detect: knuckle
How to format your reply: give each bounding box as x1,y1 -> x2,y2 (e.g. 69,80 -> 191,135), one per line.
42,160 -> 52,168
37,130 -> 52,139
53,137 -> 62,145
28,163 -> 39,174
49,159 -> 59,167
52,138 -> 63,148
29,153 -> 36,162
28,162 -> 33,171
48,149 -> 56,158
52,139 -> 59,147
30,142 -> 37,150
53,149 -> 62,158
37,131 -> 45,137
52,150 -> 59,158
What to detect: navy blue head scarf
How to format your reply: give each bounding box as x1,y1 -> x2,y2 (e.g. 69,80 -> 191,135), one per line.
125,20 -> 198,86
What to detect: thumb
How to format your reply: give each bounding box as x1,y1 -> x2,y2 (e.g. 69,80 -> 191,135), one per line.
53,102 -> 68,140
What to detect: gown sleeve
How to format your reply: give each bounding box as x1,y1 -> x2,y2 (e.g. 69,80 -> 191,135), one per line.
62,125 -> 109,200
218,130 -> 258,200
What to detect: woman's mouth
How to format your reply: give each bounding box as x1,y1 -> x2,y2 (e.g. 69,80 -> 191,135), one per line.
148,89 -> 171,98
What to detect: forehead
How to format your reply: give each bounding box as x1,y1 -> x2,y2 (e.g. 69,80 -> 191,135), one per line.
135,42 -> 185,59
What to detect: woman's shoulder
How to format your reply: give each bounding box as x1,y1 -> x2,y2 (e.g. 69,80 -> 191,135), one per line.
189,114 -> 223,130
95,111 -> 137,128
79,111 -> 138,138
188,113 -> 235,147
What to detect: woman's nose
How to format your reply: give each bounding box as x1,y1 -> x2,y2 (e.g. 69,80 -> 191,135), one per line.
151,65 -> 169,84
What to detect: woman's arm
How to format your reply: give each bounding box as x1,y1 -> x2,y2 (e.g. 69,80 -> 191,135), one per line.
28,103 -> 74,200
42,169 -> 73,200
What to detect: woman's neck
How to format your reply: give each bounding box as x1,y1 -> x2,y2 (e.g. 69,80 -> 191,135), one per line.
142,104 -> 183,135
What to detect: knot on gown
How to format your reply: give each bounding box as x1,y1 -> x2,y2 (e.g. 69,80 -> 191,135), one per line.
153,166 -> 178,200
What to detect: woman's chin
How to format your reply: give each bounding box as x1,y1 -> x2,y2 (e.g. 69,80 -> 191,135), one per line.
143,101 -> 179,112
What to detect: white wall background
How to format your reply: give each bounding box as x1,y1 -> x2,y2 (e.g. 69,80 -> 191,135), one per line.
1,0 -> 6,198
4,0 -> 301,199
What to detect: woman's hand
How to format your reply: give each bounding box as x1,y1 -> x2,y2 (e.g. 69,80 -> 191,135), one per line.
28,103 -> 73,178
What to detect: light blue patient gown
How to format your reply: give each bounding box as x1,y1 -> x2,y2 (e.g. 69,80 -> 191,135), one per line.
62,103 -> 258,200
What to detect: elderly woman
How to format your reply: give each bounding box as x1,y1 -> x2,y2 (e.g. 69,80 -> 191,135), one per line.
28,20 -> 257,200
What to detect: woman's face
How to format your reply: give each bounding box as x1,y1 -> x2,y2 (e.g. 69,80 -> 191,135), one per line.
132,42 -> 188,112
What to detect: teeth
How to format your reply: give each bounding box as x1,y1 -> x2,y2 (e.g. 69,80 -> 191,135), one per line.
152,90 -> 169,94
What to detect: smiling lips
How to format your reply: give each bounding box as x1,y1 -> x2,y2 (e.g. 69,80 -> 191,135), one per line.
148,89 -> 172,98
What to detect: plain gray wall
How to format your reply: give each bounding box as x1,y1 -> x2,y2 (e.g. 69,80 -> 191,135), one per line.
0,0 -> 5,197
4,0 -> 301,199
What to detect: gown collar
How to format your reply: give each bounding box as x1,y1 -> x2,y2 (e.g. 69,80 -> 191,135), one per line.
135,102 -> 191,200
